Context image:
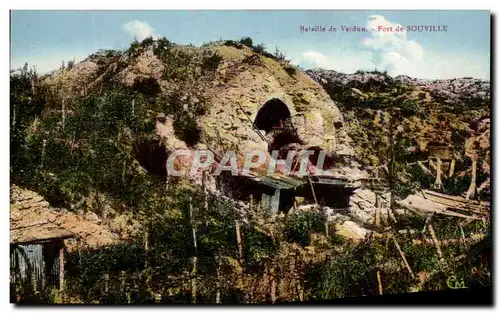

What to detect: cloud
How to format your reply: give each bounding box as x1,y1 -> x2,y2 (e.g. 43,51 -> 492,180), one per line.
123,20 -> 157,41
292,15 -> 489,80
361,15 -> 424,75
300,51 -> 336,69
294,49 -> 489,80
292,50 -> 373,74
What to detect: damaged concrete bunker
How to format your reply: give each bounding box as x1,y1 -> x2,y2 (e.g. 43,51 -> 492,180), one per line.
215,97 -> 368,214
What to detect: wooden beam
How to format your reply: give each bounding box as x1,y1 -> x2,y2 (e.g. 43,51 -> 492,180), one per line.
392,237 -> 414,278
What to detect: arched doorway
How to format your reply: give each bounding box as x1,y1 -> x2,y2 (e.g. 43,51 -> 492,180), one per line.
254,98 -> 292,133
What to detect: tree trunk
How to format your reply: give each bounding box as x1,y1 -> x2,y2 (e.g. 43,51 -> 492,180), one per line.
269,267 -> 276,304
458,223 -> 468,249
59,246 -> 65,291
433,158 -> 443,190
427,219 -> 443,259
235,220 -> 243,262
215,256 -> 221,304
448,159 -> 456,177
418,160 -> 432,175
202,172 -> 209,227
104,273 -> 109,297
375,194 -> 381,227
393,237 -> 414,278
189,198 -> 197,304
307,175 -> 318,207
466,157 -> 477,200
12,106 -> 15,129
377,270 -> 383,295
62,99 -> 66,130
41,139 -> 47,168
477,177 -> 490,194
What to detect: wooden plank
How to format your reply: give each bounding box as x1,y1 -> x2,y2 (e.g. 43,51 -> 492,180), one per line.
423,193 -> 487,211
423,190 -> 489,207
397,201 -> 482,220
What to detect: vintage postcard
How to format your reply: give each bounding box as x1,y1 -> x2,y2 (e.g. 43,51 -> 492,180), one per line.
10,10 -> 491,304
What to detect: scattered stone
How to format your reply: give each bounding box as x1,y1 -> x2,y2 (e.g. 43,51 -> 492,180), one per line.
336,221 -> 371,241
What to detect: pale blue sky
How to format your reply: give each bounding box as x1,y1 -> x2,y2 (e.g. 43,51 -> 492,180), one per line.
10,10 -> 491,79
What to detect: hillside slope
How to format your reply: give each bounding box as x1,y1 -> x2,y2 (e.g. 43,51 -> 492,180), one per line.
42,39 -> 358,177
306,68 -> 490,199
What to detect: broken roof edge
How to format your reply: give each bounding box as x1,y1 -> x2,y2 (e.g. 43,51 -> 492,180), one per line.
252,175 -> 306,190
10,224 -> 78,245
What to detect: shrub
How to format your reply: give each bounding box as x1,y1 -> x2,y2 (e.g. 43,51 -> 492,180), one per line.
88,49 -> 122,64
201,51 -> 223,72
239,37 -> 254,48
141,36 -> 154,47
400,99 -> 421,117
242,54 -> 261,66
316,245 -> 378,299
252,44 -> 266,54
285,211 -> 326,246
173,115 -> 201,146
127,40 -> 141,58
243,227 -> 278,268
274,46 -> 287,62
223,40 -> 243,49
153,37 -> 173,59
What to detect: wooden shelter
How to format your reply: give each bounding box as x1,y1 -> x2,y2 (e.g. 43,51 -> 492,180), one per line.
10,185 -> 119,294
10,225 -> 76,292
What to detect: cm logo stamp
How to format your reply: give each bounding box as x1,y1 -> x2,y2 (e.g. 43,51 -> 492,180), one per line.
446,275 -> 466,289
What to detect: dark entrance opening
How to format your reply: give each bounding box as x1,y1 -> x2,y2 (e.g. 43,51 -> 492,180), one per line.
135,139 -> 168,178
269,132 -> 303,154
254,98 -> 292,133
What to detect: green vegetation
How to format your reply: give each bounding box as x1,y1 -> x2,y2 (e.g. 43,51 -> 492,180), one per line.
10,37 -> 491,304
239,37 -> 254,48
224,37 -> 288,63
285,211 -> 326,246
316,244 -> 378,299
319,72 -> 490,201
